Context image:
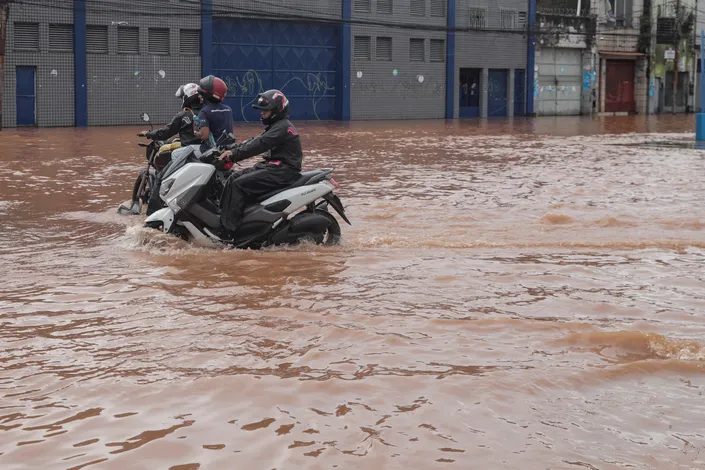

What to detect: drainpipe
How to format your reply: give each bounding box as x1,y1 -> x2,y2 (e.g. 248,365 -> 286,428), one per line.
527,0 -> 537,116
0,1 -> 9,131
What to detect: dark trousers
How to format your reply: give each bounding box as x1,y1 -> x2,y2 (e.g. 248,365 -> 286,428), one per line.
220,162 -> 300,231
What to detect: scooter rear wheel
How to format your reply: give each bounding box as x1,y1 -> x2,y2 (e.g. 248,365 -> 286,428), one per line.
311,209 -> 341,246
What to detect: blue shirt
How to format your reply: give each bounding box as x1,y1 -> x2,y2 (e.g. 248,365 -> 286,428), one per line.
197,103 -> 234,146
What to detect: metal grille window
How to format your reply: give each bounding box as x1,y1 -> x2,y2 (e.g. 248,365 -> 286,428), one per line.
148,28 -> 170,55
468,8 -> 487,29
118,26 -> 139,54
377,0 -> 392,14
611,0 -> 633,27
410,38 -> 424,61
48,24 -> 73,52
14,22 -> 39,51
376,37 -> 392,61
518,12 -> 527,30
411,0 -> 425,16
657,17 -> 676,44
501,9 -> 518,30
430,38 -> 444,62
354,0 -> 371,13
354,36 -> 370,60
430,0 -> 445,17
86,25 -> 108,53
180,29 -> 200,55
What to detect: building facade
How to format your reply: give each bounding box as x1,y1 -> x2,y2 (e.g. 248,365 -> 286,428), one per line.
2,0 -> 537,127
647,0 -> 697,114
534,2 -> 596,116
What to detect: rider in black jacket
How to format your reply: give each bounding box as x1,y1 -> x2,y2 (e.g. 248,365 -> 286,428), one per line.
218,89 -> 302,235
138,83 -> 202,145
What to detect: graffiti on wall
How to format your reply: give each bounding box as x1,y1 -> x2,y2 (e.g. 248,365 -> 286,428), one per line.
352,73 -> 444,97
222,69 -> 335,121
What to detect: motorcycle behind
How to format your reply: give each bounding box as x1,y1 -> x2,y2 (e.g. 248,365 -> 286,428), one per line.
117,112 -> 181,216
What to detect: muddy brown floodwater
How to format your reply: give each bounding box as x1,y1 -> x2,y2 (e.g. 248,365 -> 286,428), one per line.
1,115 -> 705,470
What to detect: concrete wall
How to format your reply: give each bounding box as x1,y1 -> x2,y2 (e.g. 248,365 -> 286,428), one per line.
593,0 -> 643,52
214,0 -> 341,20
3,2 -> 75,127
85,0 -> 201,126
350,0 -> 447,120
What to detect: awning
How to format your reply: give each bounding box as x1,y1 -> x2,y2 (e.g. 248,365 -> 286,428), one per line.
600,51 -> 646,59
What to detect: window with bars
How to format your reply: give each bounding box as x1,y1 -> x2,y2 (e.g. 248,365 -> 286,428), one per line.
14,22 -> 39,51
430,0 -> 445,17
87,25 -> 108,53
411,0 -> 425,16
430,39 -> 445,62
48,24 -> 73,52
377,36 -> 392,61
377,0 -> 392,14
468,8 -> 487,29
148,28 -> 170,55
410,38 -> 424,61
118,26 -> 139,54
354,36 -> 370,60
180,29 -> 200,55
501,9 -> 518,30
518,12 -> 527,30
354,0 -> 371,13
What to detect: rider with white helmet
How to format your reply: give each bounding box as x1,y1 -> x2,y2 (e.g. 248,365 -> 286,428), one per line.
138,83 -> 202,145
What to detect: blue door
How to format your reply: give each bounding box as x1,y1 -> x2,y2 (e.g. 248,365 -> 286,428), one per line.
488,69 -> 508,117
514,69 -> 526,116
16,66 -> 36,126
459,68 -> 481,118
213,19 -> 338,122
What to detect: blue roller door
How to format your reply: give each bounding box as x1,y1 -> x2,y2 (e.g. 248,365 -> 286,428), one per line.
213,18 -> 338,122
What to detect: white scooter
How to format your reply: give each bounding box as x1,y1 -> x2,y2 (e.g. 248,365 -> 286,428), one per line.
144,136 -> 350,249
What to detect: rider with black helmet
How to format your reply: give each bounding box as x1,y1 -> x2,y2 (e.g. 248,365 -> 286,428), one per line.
138,83 -> 202,145
195,75 -> 234,147
217,89 -> 303,236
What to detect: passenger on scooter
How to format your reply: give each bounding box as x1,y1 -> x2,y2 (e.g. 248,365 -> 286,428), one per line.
195,75 -> 235,148
138,83 -> 202,145
217,89 -> 302,236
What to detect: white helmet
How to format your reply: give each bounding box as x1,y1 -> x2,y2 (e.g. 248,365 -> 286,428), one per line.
175,83 -> 200,108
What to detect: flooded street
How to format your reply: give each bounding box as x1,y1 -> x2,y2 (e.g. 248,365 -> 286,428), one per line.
1,115 -> 705,469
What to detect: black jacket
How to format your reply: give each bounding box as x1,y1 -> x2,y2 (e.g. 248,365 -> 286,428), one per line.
229,118 -> 302,171
147,108 -> 200,146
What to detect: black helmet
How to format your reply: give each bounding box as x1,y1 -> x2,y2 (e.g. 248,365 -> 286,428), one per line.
252,89 -> 289,125
198,75 -> 227,103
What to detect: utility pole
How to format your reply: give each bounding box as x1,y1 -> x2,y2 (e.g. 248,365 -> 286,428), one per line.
673,0 -> 681,114
0,1 -> 9,131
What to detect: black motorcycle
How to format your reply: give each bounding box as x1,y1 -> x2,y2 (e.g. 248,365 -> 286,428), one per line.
118,113 -> 179,216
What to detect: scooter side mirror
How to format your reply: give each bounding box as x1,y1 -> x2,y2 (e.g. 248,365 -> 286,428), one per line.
141,113 -> 151,123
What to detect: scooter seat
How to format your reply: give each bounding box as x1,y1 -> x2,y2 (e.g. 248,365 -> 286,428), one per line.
253,169 -> 327,203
